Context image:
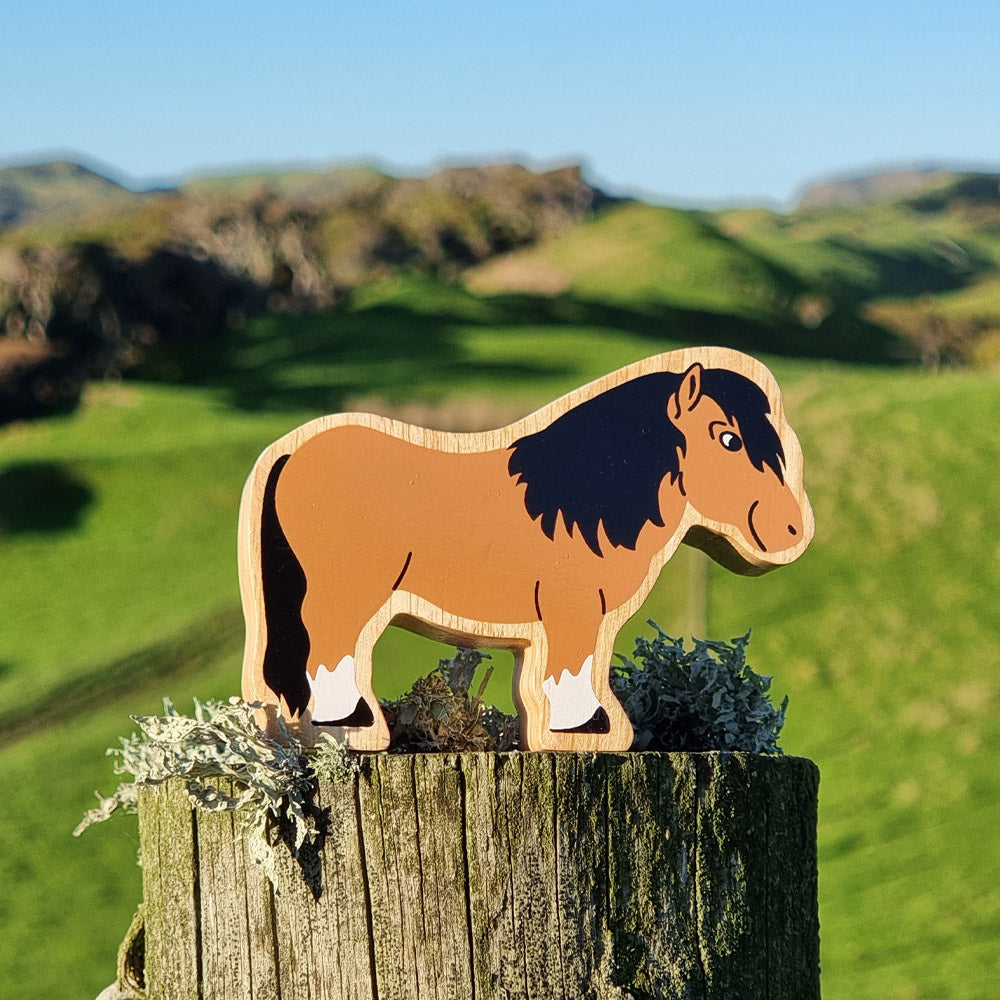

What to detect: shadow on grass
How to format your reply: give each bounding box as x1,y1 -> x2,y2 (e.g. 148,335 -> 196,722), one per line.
0,461 -> 95,535
483,293 -> 910,365
0,606 -> 244,746
129,279 -> 909,415
820,235 -> 998,302
133,295 -> 575,413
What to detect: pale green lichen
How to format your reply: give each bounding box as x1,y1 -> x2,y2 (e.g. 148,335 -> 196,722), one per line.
611,623 -> 788,753
77,627 -> 785,887
75,697 -> 358,889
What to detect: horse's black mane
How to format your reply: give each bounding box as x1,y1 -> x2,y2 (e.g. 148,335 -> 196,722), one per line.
507,368 -> 785,556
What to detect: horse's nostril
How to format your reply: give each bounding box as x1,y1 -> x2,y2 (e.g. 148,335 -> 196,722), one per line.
788,524 -> 797,535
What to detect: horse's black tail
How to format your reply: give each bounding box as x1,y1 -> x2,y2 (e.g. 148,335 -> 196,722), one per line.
260,454 -> 311,716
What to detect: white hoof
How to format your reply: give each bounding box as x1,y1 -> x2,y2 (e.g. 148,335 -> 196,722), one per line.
542,656 -> 601,730
308,655 -> 363,721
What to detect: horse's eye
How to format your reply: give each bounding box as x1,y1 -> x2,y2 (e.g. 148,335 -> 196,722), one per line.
720,431 -> 743,452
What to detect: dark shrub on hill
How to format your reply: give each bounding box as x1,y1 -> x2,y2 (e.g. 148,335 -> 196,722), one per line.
0,163 -> 610,423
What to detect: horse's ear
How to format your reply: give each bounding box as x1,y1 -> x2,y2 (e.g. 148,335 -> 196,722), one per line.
669,363 -> 703,418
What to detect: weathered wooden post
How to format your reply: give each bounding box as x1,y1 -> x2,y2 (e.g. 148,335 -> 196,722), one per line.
118,347 -> 821,998
138,752 -> 819,999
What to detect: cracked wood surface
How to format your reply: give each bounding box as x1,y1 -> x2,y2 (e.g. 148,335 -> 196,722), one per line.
138,752 -> 819,1000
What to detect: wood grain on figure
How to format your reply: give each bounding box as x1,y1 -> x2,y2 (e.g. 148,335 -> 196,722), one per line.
239,346 -> 814,751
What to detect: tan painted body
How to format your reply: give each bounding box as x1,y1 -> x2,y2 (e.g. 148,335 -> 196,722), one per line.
239,347 -> 814,751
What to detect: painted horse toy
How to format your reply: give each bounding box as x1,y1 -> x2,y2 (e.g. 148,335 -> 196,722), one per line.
239,346 -> 813,751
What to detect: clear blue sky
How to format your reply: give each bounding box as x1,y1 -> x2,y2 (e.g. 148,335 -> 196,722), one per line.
2,0 -> 997,205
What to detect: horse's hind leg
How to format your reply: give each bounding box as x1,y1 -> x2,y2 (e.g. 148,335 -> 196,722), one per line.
298,574 -> 393,751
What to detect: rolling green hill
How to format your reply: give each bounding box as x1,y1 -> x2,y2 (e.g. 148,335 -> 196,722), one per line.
1,275 -> 999,999
465,200 -> 907,363
464,175 -> 1000,370
717,173 -> 1000,367
466,200 -> 800,316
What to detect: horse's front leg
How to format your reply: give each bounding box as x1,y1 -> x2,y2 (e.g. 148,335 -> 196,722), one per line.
516,588 -> 633,752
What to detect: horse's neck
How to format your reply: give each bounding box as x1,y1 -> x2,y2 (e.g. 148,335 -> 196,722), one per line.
655,475 -> 690,538
619,476 -> 692,568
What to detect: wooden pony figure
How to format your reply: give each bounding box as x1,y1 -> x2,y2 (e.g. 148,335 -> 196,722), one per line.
239,346 -> 814,751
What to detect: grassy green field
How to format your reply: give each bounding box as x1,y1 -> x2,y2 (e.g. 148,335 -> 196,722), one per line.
2,275 -> 999,999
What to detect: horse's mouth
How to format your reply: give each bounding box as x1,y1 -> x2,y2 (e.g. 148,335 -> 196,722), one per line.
747,500 -> 767,552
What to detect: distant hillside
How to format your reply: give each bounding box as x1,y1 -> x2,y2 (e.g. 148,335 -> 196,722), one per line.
719,174 -> 1000,369
2,156 -> 1000,426
0,160 -> 137,229
0,161 -> 610,422
467,170 -> 1000,369
798,166 -> 1000,210
797,167 -> 960,209
463,199 -> 912,364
